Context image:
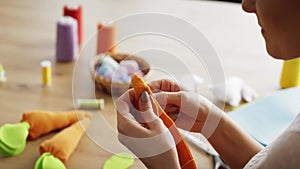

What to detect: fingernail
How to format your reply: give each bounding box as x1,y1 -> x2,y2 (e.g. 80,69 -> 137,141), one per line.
140,91 -> 149,103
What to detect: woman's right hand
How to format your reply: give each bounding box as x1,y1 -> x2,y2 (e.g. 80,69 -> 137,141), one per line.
148,79 -> 220,133
149,79 -> 263,169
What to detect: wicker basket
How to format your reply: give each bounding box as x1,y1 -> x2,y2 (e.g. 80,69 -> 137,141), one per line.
90,53 -> 150,95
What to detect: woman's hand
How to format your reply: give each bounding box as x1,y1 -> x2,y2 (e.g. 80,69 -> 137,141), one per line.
116,89 -> 180,169
149,79 -> 263,169
148,79 -> 219,134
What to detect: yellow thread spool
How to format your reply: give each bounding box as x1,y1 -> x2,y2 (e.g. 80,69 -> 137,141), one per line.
41,60 -> 52,86
280,57 -> 300,88
0,64 -> 7,83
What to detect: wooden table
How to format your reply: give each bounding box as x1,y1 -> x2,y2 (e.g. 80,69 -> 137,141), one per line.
0,0 -> 283,168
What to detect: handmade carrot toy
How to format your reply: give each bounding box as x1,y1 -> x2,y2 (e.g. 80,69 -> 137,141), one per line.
39,117 -> 90,162
21,110 -> 91,140
131,74 -> 197,169
0,110 -> 91,156
35,117 -> 91,169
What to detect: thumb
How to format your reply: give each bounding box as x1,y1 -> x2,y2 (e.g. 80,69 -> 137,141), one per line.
138,91 -> 162,130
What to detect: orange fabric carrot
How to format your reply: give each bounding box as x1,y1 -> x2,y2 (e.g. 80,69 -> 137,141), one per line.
131,74 -> 197,169
21,110 -> 90,140
39,118 -> 90,163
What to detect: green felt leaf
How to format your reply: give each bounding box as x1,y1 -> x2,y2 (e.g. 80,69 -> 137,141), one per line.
0,122 -> 30,156
35,153 -> 66,169
0,139 -> 26,156
103,153 -> 134,169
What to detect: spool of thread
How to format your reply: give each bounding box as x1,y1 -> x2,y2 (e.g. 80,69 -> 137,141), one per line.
63,4 -> 83,45
56,16 -> 78,62
280,57 -> 300,88
119,60 -> 139,75
41,60 -> 52,86
75,99 -> 104,110
113,66 -> 130,83
101,56 -> 119,70
97,22 -> 117,54
0,64 -> 7,83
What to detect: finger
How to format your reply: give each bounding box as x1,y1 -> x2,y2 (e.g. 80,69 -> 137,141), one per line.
117,89 -> 136,105
152,92 -> 182,107
164,105 -> 180,118
138,91 -> 164,130
116,100 -> 149,137
162,109 -> 179,123
147,79 -> 181,93
116,89 -> 138,117
153,91 -> 203,129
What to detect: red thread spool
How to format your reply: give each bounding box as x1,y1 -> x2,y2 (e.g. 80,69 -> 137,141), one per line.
97,22 -> 117,54
63,5 -> 83,45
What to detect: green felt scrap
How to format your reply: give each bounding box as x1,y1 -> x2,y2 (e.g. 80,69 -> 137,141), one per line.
103,153 -> 134,169
35,152 -> 66,169
0,139 -> 24,156
0,122 -> 30,156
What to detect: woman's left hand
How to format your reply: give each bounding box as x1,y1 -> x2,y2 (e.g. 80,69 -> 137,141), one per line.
116,90 -> 180,169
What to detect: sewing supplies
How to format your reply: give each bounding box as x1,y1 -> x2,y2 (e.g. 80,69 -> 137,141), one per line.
63,4 -> 83,45
280,57 -> 300,88
56,16 -> 78,62
75,99 -> 105,110
102,153 -> 134,169
0,64 -> 6,83
95,56 -> 143,83
0,122 -> 30,156
40,60 -> 52,86
35,152 -> 66,169
119,60 -> 139,75
97,21 -> 117,54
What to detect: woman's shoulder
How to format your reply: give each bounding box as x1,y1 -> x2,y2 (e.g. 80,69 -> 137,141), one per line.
244,112 -> 300,169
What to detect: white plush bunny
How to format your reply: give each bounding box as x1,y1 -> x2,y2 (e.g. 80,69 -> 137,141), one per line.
213,76 -> 258,106
153,74 -> 257,107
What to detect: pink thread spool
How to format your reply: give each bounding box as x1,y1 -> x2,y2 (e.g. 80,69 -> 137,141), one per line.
97,22 -> 117,54
56,16 -> 78,62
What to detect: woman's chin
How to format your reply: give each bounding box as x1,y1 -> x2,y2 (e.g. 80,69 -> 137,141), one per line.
266,47 -> 284,60
266,44 -> 300,60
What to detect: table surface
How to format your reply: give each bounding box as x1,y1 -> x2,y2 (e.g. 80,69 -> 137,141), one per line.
0,0 -> 283,168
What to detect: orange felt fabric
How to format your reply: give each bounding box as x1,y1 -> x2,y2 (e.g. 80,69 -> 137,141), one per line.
39,118 -> 90,163
131,74 -> 197,169
21,110 -> 80,140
